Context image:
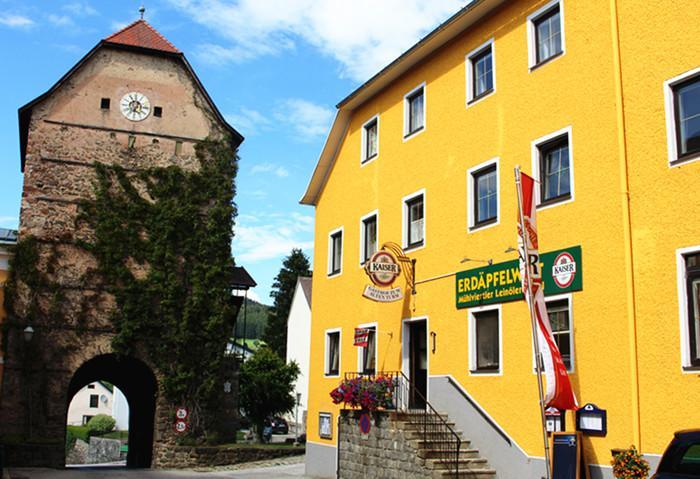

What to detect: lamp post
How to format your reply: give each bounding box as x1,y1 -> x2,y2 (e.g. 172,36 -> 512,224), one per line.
23,325 -> 34,440
294,393 -> 301,445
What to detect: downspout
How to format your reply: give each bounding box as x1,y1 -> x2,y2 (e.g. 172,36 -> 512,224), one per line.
609,0 -> 642,450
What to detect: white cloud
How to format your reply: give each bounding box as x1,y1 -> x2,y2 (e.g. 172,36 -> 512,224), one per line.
168,0 -> 469,82
250,162 -> 289,178
233,212 -> 314,263
63,2 -> 98,17
48,14 -> 74,27
0,14 -> 34,28
225,107 -> 271,136
275,98 -> 333,141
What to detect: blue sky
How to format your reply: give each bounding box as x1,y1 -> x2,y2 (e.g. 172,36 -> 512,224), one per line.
0,0 -> 468,303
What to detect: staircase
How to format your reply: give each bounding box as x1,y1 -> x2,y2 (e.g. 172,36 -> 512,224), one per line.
396,411 -> 497,479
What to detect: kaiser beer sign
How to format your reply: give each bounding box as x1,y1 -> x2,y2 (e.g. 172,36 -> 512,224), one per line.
363,250 -> 403,302
456,246 -> 583,308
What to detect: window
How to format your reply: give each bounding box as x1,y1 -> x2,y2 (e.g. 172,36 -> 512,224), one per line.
666,69 -> 700,164
153,106 -> 163,117
82,415 -> 93,425
361,116 -> 379,163
403,192 -> 425,250
100,98 -> 110,109
360,213 -> 378,265
359,327 -> 377,375
175,140 -> 183,155
541,298 -> 574,371
89,394 -> 98,408
326,330 -> 341,376
469,160 -> 499,229
532,127 -> 573,207
684,252 -> 700,367
527,0 -> 564,69
87,384 -> 95,389
404,84 -> 425,138
128,135 -> 136,149
467,40 -> 495,104
328,228 -> 343,276
470,307 -> 500,373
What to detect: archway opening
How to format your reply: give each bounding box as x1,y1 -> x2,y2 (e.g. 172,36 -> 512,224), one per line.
66,354 -> 157,468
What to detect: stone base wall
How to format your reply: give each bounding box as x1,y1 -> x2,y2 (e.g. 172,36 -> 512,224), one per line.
338,410 -> 430,479
152,445 -> 305,469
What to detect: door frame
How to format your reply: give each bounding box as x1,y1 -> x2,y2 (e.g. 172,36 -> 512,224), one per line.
401,316 -> 430,402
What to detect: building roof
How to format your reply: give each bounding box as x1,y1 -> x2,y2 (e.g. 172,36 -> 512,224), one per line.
300,0 -> 506,206
0,228 -> 18,244
297,276 -> 312,306
104,19 -> 180,53
18,20 -> 243,171
231,266 -> 257,290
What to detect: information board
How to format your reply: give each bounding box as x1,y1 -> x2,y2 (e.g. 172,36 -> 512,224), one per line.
551,432 -> 588,479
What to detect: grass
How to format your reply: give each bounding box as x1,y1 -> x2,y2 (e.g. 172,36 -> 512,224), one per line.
100,430 -> 129,440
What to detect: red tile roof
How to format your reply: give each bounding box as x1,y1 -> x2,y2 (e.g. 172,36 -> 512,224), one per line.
104,19 -> 179,54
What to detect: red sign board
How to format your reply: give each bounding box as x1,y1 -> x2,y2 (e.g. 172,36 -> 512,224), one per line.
354,328 -> 370,347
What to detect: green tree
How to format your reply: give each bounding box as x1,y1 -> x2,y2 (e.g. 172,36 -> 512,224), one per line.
262,248 -> 311,357
239,347 -> 300,440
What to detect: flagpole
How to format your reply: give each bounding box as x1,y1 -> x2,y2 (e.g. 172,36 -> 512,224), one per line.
515,166 -> 552,479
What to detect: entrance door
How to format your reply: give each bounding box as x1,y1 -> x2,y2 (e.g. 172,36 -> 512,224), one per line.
408,320 -> 427,409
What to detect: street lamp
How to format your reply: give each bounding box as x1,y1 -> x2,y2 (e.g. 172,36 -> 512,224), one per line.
294,393 -> 301,445
23,326 -> 34,343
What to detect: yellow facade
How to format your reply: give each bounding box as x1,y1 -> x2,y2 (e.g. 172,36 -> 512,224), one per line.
303,0 -> 700,474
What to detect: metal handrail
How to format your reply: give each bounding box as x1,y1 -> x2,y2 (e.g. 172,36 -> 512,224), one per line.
344,371 -> 461,477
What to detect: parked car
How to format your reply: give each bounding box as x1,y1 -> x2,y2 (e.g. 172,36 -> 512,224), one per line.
270,416 -> 289,435
652,429 -> 700,478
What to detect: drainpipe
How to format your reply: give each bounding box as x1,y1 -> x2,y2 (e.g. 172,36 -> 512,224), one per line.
609,0 -> 642,450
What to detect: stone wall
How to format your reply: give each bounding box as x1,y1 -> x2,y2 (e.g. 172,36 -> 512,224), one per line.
153,445 -> 305,469
338,410 -> 430,479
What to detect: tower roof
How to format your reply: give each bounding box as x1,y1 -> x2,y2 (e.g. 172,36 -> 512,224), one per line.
104,19 -> 180,54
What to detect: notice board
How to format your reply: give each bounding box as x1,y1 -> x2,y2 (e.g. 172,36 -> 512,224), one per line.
551,432 -> 588,479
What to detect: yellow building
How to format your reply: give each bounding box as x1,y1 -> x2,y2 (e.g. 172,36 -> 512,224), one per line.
301,0 -> 700,477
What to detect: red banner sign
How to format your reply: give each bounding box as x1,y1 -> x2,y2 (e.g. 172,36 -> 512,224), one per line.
354,328 -> 370,347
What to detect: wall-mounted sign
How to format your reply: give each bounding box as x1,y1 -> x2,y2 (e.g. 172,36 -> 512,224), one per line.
456,245 -> 583,309
176,407 -> 189,420
359,412 -> 371,435
576,403 -> 607,436
173,420 -> 188,434
363,250 -> 403,302
545,407 -> 565,433
319,412 -> 333,439
354,328 -> 370,347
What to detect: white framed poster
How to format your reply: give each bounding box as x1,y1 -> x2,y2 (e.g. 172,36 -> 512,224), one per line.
319,412 -> 333,439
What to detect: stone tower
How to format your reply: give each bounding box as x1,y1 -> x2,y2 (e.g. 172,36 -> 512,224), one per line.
1,19 -> 243,467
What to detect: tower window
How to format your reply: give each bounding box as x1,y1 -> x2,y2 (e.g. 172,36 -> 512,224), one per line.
175,140 -> 183,155
100,98 -> 110,109
128,135 -> 136,149
153,106 -> 163,117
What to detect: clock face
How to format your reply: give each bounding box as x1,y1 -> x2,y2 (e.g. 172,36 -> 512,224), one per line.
120,92 -> 151,121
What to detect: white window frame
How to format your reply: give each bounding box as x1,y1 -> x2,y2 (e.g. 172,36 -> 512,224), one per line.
467,157 -> 500,232
469,304 -> 502,376
466,38 -> 496,107
324,328 -> 342,378
327,226 -> 344,277
402,188 -> 426,252
677,244 -> 700,372
356,322 -> 378,373
360,115 -> 380,166
401,316 -> 430,402
531,293 -> 575,373
403,82 -> 426,141
359,209 -> 379,267
527,0 -> 566,70
531,125 -> 575,210
664,66 -> 700,167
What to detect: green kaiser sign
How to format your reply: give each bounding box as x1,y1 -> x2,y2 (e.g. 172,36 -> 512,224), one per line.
455,245 -> 583,309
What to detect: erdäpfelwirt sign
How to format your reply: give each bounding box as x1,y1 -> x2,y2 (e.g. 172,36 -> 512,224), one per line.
455,245 -> 582,308
363,250 -> 403,302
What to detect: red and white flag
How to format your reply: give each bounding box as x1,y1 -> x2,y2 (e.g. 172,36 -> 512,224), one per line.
516,170 -> 578,411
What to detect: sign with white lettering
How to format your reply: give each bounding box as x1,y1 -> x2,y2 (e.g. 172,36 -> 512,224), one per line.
456,246 -> 582,308
363,250 -> 403,302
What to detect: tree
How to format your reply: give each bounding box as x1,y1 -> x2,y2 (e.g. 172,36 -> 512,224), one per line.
263,248 -> 311,357
239,347 -> 300,440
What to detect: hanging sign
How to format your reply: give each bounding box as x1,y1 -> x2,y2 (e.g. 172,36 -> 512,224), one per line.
576,403 -> 607,436
363,250 -> 403,302
455,245 -> 583,309
354,328 -> 370,347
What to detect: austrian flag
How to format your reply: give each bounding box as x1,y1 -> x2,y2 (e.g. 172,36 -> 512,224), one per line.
516,170 -> 578,411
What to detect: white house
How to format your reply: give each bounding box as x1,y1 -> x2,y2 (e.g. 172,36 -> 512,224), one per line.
67,381 -> 129,430
285,276 -> 312,432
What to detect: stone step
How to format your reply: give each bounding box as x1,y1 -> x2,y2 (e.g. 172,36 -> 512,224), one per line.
401,420 -> 458,429
418,448 -> 480,460
428,457 -> 489,470
434,468 -> 498,479
403,429 -> 464,439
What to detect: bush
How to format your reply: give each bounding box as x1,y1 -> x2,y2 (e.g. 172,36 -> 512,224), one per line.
87,414 -> 116,436
611,445 -> 650,479
65,425 -> 90,455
